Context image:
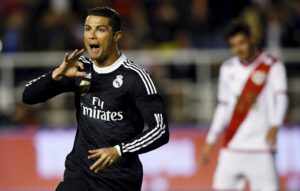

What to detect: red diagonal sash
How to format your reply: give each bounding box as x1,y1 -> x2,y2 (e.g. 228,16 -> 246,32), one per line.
224,62 -> 273,147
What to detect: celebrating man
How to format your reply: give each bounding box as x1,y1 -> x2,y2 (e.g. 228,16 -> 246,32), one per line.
23,7 -> 169,191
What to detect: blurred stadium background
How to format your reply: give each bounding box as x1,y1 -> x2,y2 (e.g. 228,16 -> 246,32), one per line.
1,0 -> 300,190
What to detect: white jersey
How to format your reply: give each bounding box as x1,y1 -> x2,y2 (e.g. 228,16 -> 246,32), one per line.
206,52 -> 288,151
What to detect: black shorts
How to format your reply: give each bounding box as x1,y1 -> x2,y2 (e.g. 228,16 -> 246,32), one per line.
60,156 -> 143,191
55,175 -> 143,191
56,177 -> 91,191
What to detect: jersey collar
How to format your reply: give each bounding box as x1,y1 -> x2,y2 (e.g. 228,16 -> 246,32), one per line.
92,54 -> 126,74
239,51 -> 263,67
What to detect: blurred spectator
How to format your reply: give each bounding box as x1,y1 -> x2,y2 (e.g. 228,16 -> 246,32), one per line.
0,0 -> 27,52
1,0 -> 300,127
32,0 -> 81,50
10,103 -> 38,127
150,0 -> 180,44
1,0 -> 300,50
265,0 -> 285,50
241,5 -> 266,48
2,10 -> 27,52
35,10 -> 79,50
281,0 -> 300,47
188,0 -> 211,47
0,103 -> 38,127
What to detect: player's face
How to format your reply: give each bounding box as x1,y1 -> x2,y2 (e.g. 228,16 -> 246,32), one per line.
228,33 -> 254,61
84,16 -> 115,62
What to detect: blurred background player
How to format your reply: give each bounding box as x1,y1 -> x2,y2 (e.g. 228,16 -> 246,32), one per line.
200,20 -> 288,191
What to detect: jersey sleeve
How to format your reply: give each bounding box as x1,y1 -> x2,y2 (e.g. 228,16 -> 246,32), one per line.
268,62 -> 288,126
22,71 -> 76,105
217,64 -> 229,103
269,62 -> 287,93
119,72 -> 169,156
206,64 -> 230,144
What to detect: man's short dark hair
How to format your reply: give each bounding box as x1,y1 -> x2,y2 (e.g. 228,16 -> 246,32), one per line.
224,20 -> 251,40
88,7 -> 121,32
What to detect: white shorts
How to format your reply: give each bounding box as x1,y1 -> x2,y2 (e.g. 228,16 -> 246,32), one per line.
213,149 -> 278,191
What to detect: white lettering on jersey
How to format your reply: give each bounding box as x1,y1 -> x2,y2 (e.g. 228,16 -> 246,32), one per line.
82,96 -> 123,121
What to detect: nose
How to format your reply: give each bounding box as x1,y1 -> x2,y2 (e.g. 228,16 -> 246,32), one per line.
89,30 -> 96,40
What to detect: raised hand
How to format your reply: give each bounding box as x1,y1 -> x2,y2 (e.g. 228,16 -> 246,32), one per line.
52,49 -> 87,81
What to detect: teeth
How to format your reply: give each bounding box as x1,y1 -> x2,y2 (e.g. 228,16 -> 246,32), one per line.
90,45 -> 99,49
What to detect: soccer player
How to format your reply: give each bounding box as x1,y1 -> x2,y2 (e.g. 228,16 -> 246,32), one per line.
200,20 -> 288,191
22,7 -> 169,191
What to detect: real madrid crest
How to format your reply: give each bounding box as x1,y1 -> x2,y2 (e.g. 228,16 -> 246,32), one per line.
251,71 -> 267,85
113,75 -> 123,88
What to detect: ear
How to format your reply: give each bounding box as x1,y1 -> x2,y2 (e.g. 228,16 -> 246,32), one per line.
113,31 -> 123,42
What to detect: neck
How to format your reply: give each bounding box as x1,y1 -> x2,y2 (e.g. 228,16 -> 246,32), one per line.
241,49 -> 260,64
93,48 -> 121,68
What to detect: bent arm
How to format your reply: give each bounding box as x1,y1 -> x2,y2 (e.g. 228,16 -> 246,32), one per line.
22,72 -> 75,105
22,49 -> 86,105
118,73 -> 169,156
120,95 -> 169,156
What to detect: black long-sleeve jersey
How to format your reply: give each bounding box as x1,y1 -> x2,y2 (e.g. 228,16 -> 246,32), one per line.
22,54 -> 169,191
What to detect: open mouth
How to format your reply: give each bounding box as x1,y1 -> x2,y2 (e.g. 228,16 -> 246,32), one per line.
90,44 -> 100,50
89,44 -> 100,53
90,44 -> 99,49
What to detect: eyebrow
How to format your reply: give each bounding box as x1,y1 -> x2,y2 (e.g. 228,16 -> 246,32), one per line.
84,24 -> 109,29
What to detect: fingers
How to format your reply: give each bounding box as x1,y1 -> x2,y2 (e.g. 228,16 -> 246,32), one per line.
72,49 -> 84,60
95,157 -> 111,173
89,149 -> 98,154
77,62 -> 84,70
90,157 -> 105,171
75,71 -> 87,77
64,53 -> 68,63
88,152 -> 100,160
68,49 -> 79,60
76,48 -> 85,57
88,148 -> 119,173
87,149 -> 105,160
88,149 -> 104,170
108,159 -> 114,166
69,49 -> 85,60
65,49 -> 85,62
90,154 -> 113,173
